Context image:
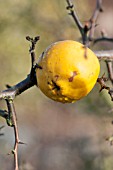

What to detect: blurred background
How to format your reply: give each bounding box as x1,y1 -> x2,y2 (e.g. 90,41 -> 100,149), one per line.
0,0 -> 113,169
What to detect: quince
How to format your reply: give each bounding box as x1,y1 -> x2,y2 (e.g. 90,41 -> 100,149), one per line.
36,40 -> 100,103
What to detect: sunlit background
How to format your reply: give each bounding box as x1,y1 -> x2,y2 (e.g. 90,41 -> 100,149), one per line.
0,0 -> 113,169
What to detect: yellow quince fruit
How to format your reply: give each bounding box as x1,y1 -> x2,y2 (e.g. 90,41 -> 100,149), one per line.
36,40 -> 100,103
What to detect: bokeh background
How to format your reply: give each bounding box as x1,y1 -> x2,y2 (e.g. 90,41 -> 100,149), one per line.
0,0 -> 113,169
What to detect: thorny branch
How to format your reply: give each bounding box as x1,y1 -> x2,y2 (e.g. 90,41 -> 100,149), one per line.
66,0 -> 113,103
66,0 -> 103,46
66,0 -> 113,144
6,99 -> 19,170
66,0 -> 88,45
105,61 -> 113,84
94,36 -> 113,44
88,0 -> 103,41
0,36 -> 40,170
0,0 -> 113,168
93,30 -> 113,44
66,0 -> 83,36
0,37 -> 40,101
26,35 -> 40,77
95,50 -> 113,60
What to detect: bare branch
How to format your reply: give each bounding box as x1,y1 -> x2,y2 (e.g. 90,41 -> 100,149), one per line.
6,100 -> 19,170
94,37 -> 113,44
0,36 -> 40,170
97,74 -> 113,101
0,74 -> 36,101
89,0 -> 103,41
105,61 -> 113,84
66,0 -> 103,45
93,30 -> 113,44
66,0 -> 89,44
0,36 -> 40,101
66,0 -> 83,35
94,50 -> 113,60
97,73 -> 109,92
26,36 -> 40,76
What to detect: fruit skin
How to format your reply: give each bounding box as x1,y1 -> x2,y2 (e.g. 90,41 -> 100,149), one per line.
36,40 -> 100,103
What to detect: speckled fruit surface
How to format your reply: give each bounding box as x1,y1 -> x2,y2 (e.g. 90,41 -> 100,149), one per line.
36,40 -> 100,103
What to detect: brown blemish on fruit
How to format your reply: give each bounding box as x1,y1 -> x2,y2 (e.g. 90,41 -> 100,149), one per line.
68,71 -> 77,82
54,75 -> 59,81
47,80 -> 60,91
51,80 -> 60,91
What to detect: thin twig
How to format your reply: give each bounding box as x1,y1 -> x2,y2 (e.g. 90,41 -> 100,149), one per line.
105,61 -> 113,84
0,36 -> 40,101
26,36 -> 40,72
66,0 -> 103,45
0,36 -> 40,170
93,29 -> 113,44
0,74 -> 36,101
97,74 -> 113,101
66,0 -> 89,44
97,73 -> 109,92
6,100 -> 19,170
88,0 -> 103,41
94,50 -> 113,60
66,0 -> 83,35
94,37 -> 113,44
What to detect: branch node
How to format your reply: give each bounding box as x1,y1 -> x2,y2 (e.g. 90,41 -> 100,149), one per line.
35,63 -> 43,70
12,149 -> 15,154
97,73 -> 109,92
19,140 -> 27,145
